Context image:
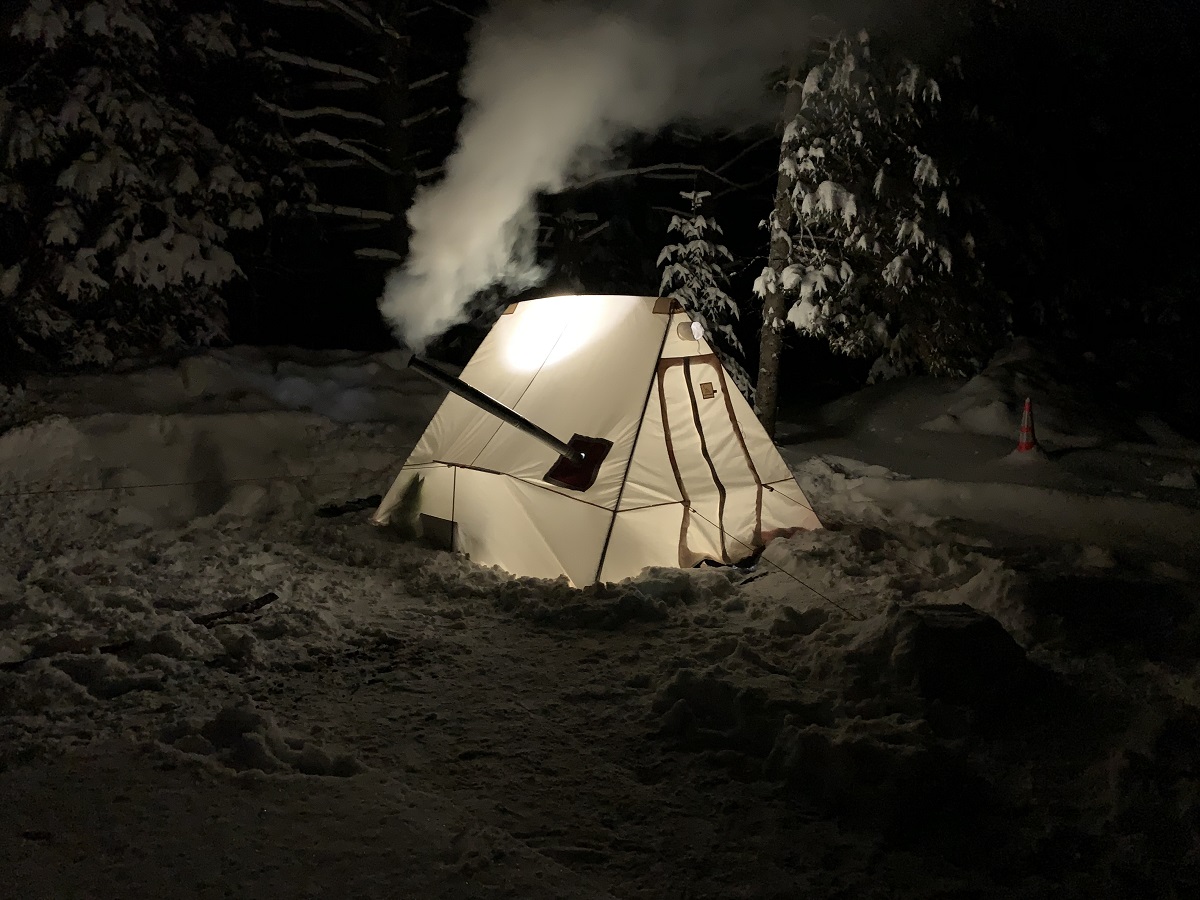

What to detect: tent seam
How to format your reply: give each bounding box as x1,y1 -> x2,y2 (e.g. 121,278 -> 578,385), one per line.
593,306 -> 673,583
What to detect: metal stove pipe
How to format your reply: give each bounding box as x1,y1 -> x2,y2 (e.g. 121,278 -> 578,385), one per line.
407,354 -> 583,464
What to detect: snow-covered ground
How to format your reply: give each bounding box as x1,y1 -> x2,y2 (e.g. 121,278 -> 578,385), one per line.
2,342 -> 1198,899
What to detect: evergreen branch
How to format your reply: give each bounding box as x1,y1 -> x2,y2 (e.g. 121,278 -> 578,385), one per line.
302,159 -> 361,168
310,80 -> 370,91
265,0 -> 325,10
308,203 -> 394,221
401,106 -> 450,127
322,0 -> 403,41
258,48 -> 380,85
409,71 -> 449,90
354,248 -> 405,261
432,0 -> 478,20
579,221 -> 611,242
257,97 -> 384,127
295,130 -> 395,174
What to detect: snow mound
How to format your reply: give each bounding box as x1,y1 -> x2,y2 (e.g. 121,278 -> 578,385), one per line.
493,577 -> 672,629
921,339 -> 1110,448
404,556 -> 740,628
25,345 -> 436,424
177,346 -> 432,424
0,382 -> 27,432
161,700 -> 365,777
0,409 -> 397,526
795,455 -> 1200,568
1160,468 -> 1198,490
647,630 -> 992,830
836,603 -> 1035,710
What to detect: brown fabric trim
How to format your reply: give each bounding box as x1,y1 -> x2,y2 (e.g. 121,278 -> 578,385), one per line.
502,303 -> 518,315
713,363 -> 764,542
653,297 -> 684,314
655,358 -> 693,568
617,480 -> 806,514
659,353 -> 719,367
683,357 -> 730,563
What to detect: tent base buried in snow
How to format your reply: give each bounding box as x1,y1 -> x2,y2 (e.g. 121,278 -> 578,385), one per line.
373,295 -> 821,586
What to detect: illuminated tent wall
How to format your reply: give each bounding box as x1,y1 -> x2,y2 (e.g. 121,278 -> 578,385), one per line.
373,295 -> 821,586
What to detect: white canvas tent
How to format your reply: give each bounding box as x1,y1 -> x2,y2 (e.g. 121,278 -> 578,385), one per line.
373,295 -> 821,586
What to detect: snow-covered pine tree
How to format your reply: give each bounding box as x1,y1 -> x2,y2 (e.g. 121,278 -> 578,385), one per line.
754,31 -> 1007,395
0,0 -> 270,367
658,190 -> 753,398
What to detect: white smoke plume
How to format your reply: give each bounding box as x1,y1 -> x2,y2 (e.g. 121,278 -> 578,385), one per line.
380,0 -> 840,351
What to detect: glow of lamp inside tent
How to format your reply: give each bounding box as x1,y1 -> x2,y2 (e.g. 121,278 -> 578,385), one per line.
504,296 -> 615,372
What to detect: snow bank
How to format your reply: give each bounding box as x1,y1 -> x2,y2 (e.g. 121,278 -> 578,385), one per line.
24,346 -> 434,423
795,455 -> 1200,568
920,339 -> 1111,448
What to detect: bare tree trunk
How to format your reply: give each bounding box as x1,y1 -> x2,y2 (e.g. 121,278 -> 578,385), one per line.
754,63 -> 805,438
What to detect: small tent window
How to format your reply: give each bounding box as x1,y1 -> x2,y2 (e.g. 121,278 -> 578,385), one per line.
677,322 -> 702,341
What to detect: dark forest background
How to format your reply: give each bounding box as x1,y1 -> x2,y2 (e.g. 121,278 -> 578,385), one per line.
2,0 -> 1198,428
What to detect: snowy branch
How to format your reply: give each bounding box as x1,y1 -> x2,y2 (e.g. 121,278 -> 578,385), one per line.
266,0 -> 325,10
401,106 -> 449,128
324,0 -> 403,41
258,97 -> 384,128
310,80 -> 369,92
432,0 -> 478,20
408,71 -> 449,90
295,130 -> 394,174
307,203 -> 394,221
579,221 -> 611,242
416,166 -> 444,180
302,159 -> 360,169
258,48 -> 380,85
354,248 -> 404,261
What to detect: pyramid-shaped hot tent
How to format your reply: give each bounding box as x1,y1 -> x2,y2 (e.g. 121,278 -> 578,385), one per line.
373,295 -> 821,586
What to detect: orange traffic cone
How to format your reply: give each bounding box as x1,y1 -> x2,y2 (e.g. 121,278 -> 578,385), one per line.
1016,397 -> 1038,452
